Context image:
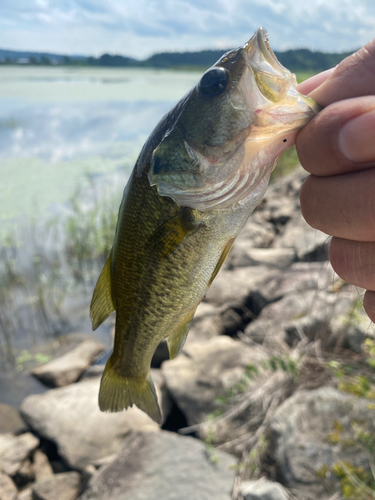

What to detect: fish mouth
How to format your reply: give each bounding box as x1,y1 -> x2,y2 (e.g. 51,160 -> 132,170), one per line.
244,26 -> 287,75
244,27 -> 322,114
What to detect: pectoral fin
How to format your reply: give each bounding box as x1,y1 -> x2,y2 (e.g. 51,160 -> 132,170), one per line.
207,238 -> 235,287
147,209 -> 202,259
90,251 -> 115,330
166,312 -> 195,360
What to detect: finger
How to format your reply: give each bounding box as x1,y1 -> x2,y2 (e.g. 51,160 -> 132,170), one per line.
329,238 -> 375,290
296,68 -> 334,96
300,169 -> 375,241
296,96 -> 375,176
309,37 -> 375,107
363,290 -> 375,323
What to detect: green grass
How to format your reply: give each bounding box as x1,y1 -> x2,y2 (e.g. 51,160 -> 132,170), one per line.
295,71 -> 318,84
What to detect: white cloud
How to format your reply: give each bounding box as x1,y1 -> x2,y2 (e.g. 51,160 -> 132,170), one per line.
0,0 -> 373,57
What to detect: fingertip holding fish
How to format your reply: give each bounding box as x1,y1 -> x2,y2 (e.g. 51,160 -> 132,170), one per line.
90,27 -> 320,423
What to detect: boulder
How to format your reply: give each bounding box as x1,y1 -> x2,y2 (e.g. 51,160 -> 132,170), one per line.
0,473 -> 17,500
274,212 -> 329,261
0,433 -> 39,477
32,340 -> 105,388
254,166 -> 306,225
205,266 -> 270,311
20,372 -> 171,470
14,459 -> 34,488
231,216 -> 275,250
162,336 -> 267,444
270,387 -> 375,499
32,451 -> 53,481
245,288 -> 354,350
188,302 -> 225,344
245,283 -> 372,354
79,431 -> 237,500
240,479 -> 288,500
17,488 -> 32,500
0,405 -> 26,435
225,244 -> 295,270
32,472 -> 81,500
255,261 -> 337,305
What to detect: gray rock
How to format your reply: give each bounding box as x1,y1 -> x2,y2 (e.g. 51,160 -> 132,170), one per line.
245,289 -> 354,350
240,479 -> 288,500
256,261 -> 337,305
271,387 -> 375,499
20,372 -> 170,470
162,336 -> 265,444
232,216 -> 275,250
32,451 -> 53,482
17,488 -> 32,500
32,472 -> 81,500
226,244 -> 295,270
260,166 -> 307,202
0,473 -> 17,500
32,340 -> 105,388
79,365 -> 105,380
327,297 -> 374,353
15,459 -> 34,486
266,198 -> 297,226
274,212 -> 329,261
0,433 -> 39,477
205,266 -> 270,310
256,189 -> 299,228
188,303 -> 225,345
79,431 -> 237,500
0,405 -> 26,435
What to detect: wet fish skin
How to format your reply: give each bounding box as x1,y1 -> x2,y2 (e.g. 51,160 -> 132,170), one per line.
90,27 -> 320,423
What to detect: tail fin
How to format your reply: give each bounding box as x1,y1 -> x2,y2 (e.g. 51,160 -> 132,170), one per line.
98,358 -> 161,424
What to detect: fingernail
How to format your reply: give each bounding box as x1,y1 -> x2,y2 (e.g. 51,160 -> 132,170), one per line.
339,108 -> 375,163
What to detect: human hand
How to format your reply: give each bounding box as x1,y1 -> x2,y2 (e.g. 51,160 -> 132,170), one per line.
296,38 -> 375,322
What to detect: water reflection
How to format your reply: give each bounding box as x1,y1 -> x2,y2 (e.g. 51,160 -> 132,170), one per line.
0,100 -> 171,162
0,67 -> 201,223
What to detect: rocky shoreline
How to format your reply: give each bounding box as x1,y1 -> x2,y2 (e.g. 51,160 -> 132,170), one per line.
1,166 -> 374,500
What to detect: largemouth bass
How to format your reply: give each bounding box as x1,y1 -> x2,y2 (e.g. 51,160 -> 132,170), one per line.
90,27 -> 320,423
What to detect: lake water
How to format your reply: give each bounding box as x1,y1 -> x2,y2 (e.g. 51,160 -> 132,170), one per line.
0,66 -> 202,228
0,66 -> 203,404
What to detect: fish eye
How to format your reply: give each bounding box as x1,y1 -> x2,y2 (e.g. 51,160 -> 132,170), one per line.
198,67 -> 229,98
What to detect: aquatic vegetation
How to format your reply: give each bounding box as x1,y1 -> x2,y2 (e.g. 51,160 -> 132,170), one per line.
0,185 -> 120,368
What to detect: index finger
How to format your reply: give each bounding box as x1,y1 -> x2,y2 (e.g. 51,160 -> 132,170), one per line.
295,37 -> 375,177
296,68 -> 334,96
309,37 -> 375,107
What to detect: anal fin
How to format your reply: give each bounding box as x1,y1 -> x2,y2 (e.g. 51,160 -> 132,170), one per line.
90,251 -> 115,330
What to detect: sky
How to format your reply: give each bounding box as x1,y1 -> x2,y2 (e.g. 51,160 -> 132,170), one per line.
0,0 -> 374,59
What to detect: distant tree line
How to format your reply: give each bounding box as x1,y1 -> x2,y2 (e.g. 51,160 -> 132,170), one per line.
0,47 -> 356,72
86,48 -> 354,72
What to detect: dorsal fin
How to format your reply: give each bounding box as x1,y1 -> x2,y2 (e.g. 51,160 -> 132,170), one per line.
90,251 -> 115,330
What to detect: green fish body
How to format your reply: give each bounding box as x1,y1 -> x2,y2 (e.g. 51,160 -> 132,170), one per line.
90,27 -> 320,423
